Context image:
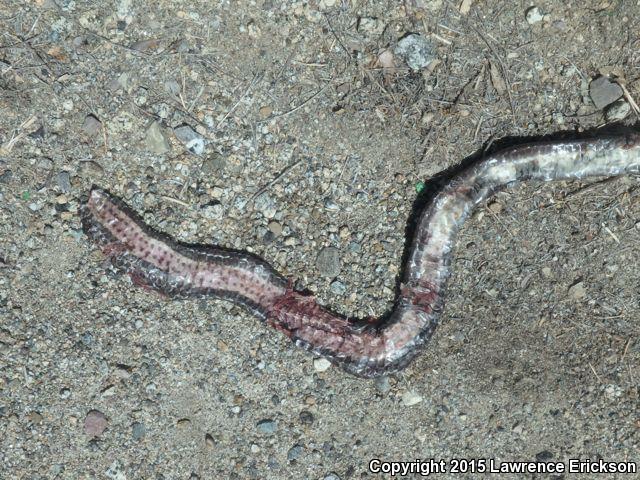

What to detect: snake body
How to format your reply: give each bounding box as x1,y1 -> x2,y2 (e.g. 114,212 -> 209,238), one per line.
81,134 -> 640,377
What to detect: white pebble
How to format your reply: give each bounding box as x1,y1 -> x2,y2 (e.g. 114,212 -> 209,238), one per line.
525,6 -> 544,24
313,357 -> 332,372
604,384 -> 622,399
401,390 -> 423,406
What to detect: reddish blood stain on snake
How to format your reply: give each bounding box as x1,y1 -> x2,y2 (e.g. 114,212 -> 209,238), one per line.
82,134 -> 640,377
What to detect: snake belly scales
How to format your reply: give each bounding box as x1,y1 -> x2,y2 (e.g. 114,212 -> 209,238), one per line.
81,134 -> 640,377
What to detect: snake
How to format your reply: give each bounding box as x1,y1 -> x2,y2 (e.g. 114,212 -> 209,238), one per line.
81,134 -> 640,377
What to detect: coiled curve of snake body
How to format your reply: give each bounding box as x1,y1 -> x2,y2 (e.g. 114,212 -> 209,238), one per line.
81,134 -> 640,377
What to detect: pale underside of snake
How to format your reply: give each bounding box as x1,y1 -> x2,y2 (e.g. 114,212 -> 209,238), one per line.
81,134 -> 640,377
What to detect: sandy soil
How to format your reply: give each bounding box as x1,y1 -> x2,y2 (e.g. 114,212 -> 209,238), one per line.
1,0 -> 639,478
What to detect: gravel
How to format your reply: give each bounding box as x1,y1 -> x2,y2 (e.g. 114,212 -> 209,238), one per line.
1,0 -> 638,478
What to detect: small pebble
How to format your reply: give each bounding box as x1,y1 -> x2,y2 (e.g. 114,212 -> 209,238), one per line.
201,153 -> 226,175
100,385 -> 116,398
79,160 -> 104,176
536,450 -> 554,462
552,19 -> 566,30
114,365 -> 131,379
131,421 -> 146,440
176,418 -> 191,429
401,390 -> 423,406
259,106 -> 272,118
348,241 -> 361,253
256,418 -> 277,434
394,33 -> 435,70
313,357 -> 332,372
487,201 -> 503,214
146,121 -> 170,154
316,246 -> 341,277
568,281 -> 586,300
0,170 -> 13,184
105,461 -> 125,480
604,100 -> 630,122
525,6 -> 544,24
84,409 -> 108,437
299,410 -> 314,425
330,280 -> 346,295
81,332 -> 93,346
37,157 -> 53,170
589,76 -> 623,109
268,221 -> 282,236
254,192 -> 277,219
604,383 -> 622,399
134,86 -> 148,105
201,203 -> 224,220
115,72 -> 134,92
28,411 -> 43,424
50,465 -> 64,476
267,456 -> 280,470
164,79 -> 180,95
57,171 -> 71,192
62,99 -> 74,112
375,376 -> 391,394
323,474 -> 341,480
358,17 -> 385,35
287,444 -> 303,461
82,114 -> 102,136
173,124 -> 205,155
323,198 -> 340,211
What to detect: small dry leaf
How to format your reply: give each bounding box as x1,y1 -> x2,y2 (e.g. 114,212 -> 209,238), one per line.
487,201 -> 503,214
459,0 -> 474,15
376,49 -> 396,70
47,46 -> 67,61
130,39 -> 161,52
568,281 -> 586,300
489,61 -> 507,95
259,106 -> 272,118
176,418 -> 192,428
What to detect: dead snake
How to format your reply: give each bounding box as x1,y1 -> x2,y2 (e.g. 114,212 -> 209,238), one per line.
81,134 -> 640,377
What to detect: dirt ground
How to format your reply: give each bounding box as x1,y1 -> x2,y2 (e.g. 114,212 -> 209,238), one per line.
1,0 -> 639,478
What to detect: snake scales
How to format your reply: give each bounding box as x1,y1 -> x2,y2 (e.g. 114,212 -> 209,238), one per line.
81,134 -> 640,377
